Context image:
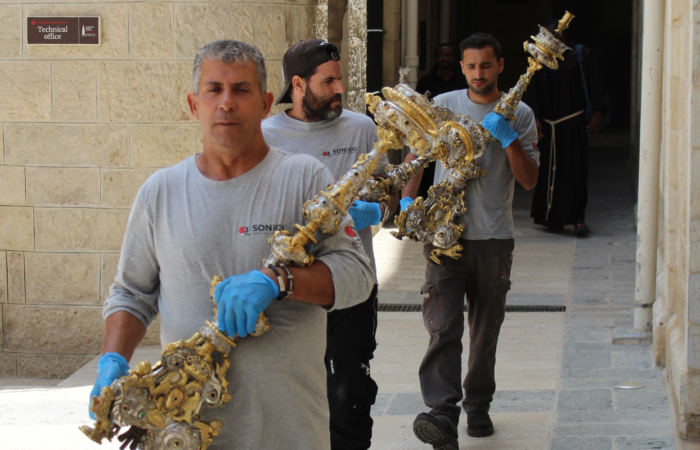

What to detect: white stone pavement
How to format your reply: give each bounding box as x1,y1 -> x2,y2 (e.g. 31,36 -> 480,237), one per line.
0,311 -> 565,450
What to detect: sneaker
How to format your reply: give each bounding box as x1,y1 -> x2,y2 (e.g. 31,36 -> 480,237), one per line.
574,223 -> 590,236
413,412 -> 459,450
466,410 -> 494,437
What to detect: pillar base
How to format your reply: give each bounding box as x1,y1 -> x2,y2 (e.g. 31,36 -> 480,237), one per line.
613,326 -> 652,345
634,305 -> 653,331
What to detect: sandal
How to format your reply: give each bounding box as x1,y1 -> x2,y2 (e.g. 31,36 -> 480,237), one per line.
574,223 -> 590,236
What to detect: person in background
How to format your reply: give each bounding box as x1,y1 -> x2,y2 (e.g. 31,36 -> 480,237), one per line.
528,20 -> 608,236
416,43 -> 470,99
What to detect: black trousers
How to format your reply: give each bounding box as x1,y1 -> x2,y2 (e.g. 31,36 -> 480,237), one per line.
325,285 -> 379,450
419,239 -> 513,432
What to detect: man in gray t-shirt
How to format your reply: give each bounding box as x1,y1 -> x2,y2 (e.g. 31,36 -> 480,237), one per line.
89,40 -> 373,450
401,33 -> 539,449
262,39 -> 397,450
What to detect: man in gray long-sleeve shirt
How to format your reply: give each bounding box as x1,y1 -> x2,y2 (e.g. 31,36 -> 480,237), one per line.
262,39 -> 397,450
91,40 -> 373,450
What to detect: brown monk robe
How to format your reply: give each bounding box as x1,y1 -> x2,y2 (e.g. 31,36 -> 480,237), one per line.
528,38 -> 608,235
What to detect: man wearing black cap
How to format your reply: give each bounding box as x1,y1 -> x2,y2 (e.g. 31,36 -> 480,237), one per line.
262,39 -> 398,450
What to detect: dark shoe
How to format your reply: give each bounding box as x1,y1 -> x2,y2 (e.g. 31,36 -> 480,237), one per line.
466,410 -> 494,438
574,223 -> 590,236
413,412 -> 459,450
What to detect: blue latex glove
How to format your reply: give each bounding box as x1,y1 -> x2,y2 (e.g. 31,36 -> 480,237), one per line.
482,112 -> 518,148
400,197 -> 414,212
89,352 -> 129,420
348,199 -> 382,230
214,270 -> 280,338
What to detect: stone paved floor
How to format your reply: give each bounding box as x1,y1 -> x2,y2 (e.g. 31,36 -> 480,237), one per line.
368,145 -> 679,449
0,145 -> 690,449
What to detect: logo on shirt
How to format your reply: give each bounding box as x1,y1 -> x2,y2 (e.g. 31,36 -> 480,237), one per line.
345,226 -> 363,248
532,142 -> 537,149
238,224 -> 286,236
322,147 -> 358,157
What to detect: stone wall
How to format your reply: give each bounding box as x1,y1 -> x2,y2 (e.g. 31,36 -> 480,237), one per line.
0,0 -> 328,378
345,0 -> 367,112
651,0 -> 700,438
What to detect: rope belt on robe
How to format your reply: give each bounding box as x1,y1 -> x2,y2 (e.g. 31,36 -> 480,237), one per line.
543,109 -> 585,221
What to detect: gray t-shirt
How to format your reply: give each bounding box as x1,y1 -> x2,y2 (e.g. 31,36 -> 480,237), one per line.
262,109 -> 385,283
431,89 -> 539,240
103,149 -> 373,450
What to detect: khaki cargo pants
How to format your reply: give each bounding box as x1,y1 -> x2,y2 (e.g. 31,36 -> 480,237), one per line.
418,239 -> 514,431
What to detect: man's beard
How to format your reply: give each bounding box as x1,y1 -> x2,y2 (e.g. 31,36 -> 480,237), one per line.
302,88 -> 343,121
469,77 -> 497,96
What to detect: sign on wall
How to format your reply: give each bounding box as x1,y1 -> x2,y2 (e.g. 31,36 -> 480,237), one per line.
27,17 -> 100,45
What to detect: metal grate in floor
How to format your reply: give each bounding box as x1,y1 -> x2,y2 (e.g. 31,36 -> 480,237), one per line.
377,304 -> 566,313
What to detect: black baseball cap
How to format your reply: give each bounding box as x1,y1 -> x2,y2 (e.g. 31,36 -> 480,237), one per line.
275,39 -> 341,105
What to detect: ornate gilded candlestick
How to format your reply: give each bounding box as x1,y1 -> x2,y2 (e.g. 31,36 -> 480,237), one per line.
361,75 -> 492,264
263,149 -> 383,267
494,11 -> 574,120
360,12 -> 574,264
80,126 -> 394,450
80,283 -> 270,450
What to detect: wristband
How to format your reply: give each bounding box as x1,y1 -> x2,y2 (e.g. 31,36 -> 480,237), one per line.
276,263 -> 294,300
267,265 -> 288,300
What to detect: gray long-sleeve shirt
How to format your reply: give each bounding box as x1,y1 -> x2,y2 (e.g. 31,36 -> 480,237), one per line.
103,148 -> 373,450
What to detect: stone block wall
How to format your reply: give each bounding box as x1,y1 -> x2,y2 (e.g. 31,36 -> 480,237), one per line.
652,0 -> 700,438
0,0 -> 328,378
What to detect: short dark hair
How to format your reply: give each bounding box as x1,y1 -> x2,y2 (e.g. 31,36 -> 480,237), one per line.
435,42 -> 454,56
299,66 -> 318,84
459,33 -> 502,61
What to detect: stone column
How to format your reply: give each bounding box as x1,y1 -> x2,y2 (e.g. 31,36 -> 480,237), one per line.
404,0 -> 419,87
683,0 -> 700,438
439,0 -> 450,43
382,0 -> 403,87
315,0 -> 329,40
635,0 -> 665,332
346,0 -> 368,113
